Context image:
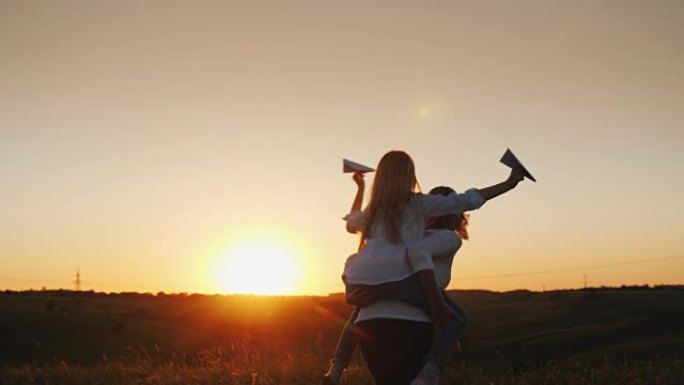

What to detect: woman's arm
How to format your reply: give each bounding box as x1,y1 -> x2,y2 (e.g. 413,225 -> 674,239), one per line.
415,270 -> 457,328
475,168 -> 526,201
420,167 -> 526,220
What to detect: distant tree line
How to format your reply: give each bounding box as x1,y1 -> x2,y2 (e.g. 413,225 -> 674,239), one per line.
2,284 -> 683,299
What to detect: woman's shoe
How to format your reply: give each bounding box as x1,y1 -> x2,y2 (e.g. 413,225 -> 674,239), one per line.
410,373 -> 440,385
410,360 -> 441,385
321,363 -> 344,385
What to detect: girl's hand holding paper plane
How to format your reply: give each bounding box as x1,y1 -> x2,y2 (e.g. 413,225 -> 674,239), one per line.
352,172 -> 365,188
500,148 -> 536,182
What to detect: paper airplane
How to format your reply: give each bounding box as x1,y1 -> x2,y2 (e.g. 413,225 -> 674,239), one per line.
500,148 -> 536,182
343,158 -> 375,174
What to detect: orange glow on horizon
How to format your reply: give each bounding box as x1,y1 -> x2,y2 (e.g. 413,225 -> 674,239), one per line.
207,227 -> 311,296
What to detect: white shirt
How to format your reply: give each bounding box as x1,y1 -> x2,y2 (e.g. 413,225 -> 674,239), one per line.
427,229 -> 462,289
356,301 -> 432,323
356,230 -> 464,323
343,189 -> 484,285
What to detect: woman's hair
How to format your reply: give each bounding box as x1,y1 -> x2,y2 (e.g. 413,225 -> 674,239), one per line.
426,186 -> 470,240
361,150 -> 419,247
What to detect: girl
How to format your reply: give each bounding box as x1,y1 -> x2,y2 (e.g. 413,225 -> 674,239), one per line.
323,150 -> 525,385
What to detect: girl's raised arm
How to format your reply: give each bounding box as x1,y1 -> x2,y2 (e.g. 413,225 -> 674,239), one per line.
344,172 -> 366,234
475,167 -> 525,201
420,168 -> 526,217
350,172 -> 365,212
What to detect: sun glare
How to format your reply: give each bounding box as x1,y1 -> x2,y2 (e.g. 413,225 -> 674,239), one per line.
414,96 -> 445,121
216,241 -> 299,295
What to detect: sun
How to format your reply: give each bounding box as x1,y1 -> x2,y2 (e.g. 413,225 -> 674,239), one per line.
216,241 -> 299,295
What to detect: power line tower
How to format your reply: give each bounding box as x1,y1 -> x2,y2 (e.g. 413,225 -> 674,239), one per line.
75,268 -> 81,291
583,273 -> 588,289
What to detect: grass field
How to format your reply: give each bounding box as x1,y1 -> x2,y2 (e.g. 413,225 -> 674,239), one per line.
1,288 -> 683,384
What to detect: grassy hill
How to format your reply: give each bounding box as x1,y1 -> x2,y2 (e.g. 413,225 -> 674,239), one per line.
1,287 -> 682,384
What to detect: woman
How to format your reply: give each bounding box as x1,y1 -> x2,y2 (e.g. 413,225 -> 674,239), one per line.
343,150 -> 525,385
323,185 -> 471,385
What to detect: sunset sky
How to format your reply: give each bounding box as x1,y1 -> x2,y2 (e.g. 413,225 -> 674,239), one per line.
2,0 -> 683,295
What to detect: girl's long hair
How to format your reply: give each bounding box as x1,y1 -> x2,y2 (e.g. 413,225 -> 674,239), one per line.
360,151 -> 419,248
